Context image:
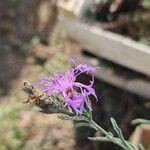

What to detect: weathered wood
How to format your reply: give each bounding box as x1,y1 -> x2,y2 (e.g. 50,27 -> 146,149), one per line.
130,124 -> 150,149
73,54 -> 150,99
58,0 -> 150,98
60,16 -> 150,76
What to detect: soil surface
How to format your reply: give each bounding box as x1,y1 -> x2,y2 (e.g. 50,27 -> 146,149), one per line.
0,1 -> 78,149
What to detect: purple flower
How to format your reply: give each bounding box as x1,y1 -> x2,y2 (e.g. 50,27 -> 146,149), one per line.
36,63 -> 98,114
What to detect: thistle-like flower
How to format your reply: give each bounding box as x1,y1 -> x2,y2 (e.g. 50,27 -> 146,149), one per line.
36,63 -> 98,114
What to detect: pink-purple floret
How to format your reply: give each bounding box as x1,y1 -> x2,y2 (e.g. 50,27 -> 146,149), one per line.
37,63 -> 98,114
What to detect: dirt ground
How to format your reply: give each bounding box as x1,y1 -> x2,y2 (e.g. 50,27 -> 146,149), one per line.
0,50 -> 77,150
0,0 -> 80,149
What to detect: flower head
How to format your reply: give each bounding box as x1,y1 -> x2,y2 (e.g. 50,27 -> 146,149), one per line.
36,62 -> 97,114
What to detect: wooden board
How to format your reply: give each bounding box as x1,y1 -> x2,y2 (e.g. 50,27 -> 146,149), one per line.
73,54 -> 150,99
60,16 -> 150,76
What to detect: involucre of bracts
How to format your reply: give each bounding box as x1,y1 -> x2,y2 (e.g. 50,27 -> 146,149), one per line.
22,82 -> 71,115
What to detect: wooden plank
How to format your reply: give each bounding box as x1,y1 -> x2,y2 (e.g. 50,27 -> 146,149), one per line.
73,54 -> 150,99
60,16 -> 150,77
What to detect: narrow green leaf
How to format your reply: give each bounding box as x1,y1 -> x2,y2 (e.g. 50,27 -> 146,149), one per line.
75,122 -> 98,131
111,118 -> 126,141
131,119 -> 150,125
58,115 -> 72,120
89,136 -> 133,150
111,118 -> 134,150
58,115 -> 89,122
72,116 -> 89,122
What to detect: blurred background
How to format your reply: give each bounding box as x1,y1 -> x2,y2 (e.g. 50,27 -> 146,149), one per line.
0,0 -> 149,150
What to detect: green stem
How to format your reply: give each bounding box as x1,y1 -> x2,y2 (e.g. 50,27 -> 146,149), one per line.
91,119 -> 108,135
90,119 -> 135,150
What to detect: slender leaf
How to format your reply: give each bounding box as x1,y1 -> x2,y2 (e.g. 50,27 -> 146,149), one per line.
58,115 -> 89,122
111,118 -> 134,150
58,115 -> 72,120
75,122 -> 98,131
131,119 -> 150,125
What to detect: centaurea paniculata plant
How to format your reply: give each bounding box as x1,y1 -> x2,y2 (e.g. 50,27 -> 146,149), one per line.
36,63 -> 97,115
23,62 -> 146,150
